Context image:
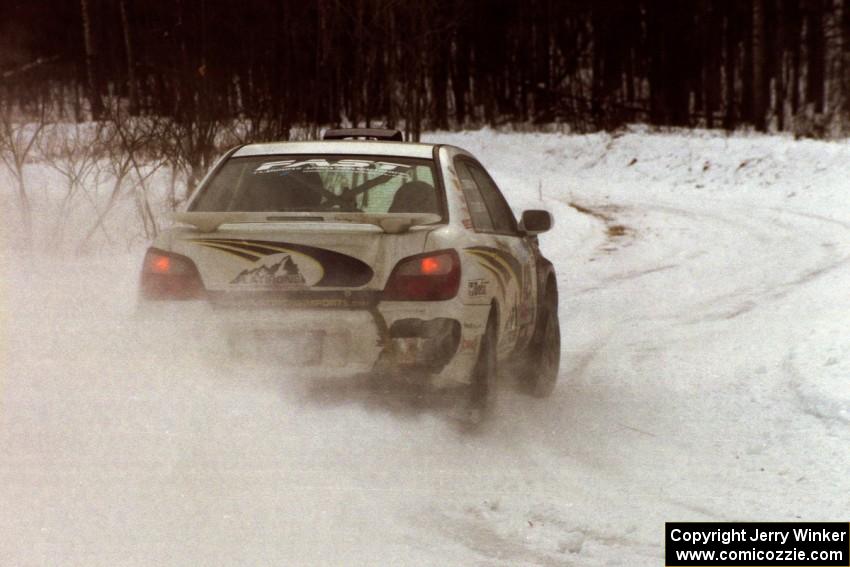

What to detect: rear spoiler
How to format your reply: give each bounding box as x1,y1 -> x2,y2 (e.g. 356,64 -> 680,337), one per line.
171,211 -> 441,234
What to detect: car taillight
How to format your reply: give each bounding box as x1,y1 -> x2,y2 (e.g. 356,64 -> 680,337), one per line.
383,250 -> 460,301
139,248 -> 205,300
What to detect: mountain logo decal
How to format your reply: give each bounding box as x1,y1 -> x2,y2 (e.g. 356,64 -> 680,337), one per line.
187,238 -> 374,288
231,254 -> 306,286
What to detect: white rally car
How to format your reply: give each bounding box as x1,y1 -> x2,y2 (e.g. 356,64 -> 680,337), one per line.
139,128 -> 560,410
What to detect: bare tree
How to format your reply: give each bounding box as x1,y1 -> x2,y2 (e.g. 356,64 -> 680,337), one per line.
844,0 -> 850,123
165,115 -> 221,205
122,115 -> 173,240
753,0 -> 767,130
37,121 -> 104,248
119,0 -> 139,116
79,0 -> 103,120
0,98 -> 49,248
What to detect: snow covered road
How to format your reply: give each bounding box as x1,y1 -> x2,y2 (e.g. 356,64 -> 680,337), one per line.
2,131 -> 849,565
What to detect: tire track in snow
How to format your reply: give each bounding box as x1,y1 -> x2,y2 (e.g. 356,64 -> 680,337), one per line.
487,196 -> 850,560
567,201 -> 850,325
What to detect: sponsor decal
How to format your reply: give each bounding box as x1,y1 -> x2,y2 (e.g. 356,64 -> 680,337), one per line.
476,262 -> 506,297
467,278 -> 488,297
188,238 -> 373,287
466,246 -> 530,337
208,290 -> 377,310
231,253 -> 313,287
465,246 -> 522,299
254,159 -> 410,175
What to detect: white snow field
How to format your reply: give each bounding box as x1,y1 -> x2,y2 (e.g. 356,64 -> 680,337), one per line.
2,129 -> 849,566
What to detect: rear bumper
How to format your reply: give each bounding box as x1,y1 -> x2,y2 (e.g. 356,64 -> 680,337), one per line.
136,293 -> 489,388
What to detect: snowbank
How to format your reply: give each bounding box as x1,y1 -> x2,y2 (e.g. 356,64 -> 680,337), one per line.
426,127 -> 850,211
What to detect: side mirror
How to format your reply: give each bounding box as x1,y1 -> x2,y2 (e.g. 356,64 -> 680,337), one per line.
520,210 -> 552,235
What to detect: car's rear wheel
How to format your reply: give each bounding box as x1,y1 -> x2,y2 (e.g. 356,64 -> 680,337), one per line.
468,311 -> 498,414
524,286 -> 560,398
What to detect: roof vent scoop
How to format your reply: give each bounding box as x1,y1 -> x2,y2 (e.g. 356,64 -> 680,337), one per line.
323,128 -> 404,142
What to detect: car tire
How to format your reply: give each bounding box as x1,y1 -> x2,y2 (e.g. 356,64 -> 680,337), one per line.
468,311 -> 498,414
524,287 -> 560,398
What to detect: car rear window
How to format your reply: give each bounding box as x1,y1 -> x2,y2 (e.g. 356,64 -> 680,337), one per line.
190,155 -> 441,216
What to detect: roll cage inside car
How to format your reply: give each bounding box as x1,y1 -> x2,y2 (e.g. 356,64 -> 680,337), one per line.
189,137 -> 451,224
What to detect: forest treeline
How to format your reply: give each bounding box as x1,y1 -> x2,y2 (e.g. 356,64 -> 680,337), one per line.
2,0 -> 850,139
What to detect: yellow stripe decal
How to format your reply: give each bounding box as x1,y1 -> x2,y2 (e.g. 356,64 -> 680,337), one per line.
468,249 -> 518,284
194,242 -> 263,261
